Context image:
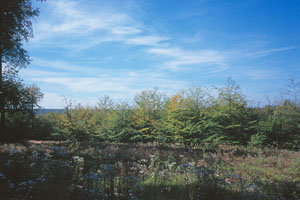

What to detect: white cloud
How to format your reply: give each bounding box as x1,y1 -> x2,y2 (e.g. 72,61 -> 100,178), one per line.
149,47 -> 227,71
148,45 -> 293,72
126,35 -> 170,46
40,93 -> 65,108
31,0 -> 168,49
20,69 -> 63,77
31,58 -> 100,74
111,26 -> 142,35
38,0 -> 132,35
246,47 -> 294,58
33,77 -> 130,93
243,69 -> 277,80
29,69 -> 189,102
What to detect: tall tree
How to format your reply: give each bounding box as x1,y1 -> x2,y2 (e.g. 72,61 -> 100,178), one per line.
0,0 -> 40,128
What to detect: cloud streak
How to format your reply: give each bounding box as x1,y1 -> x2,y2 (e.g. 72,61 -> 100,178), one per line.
31,0 -> 169,50
149,47 -> 227,71
31,71 -> 188,94
30,58 -> 101,75
246,47 -> 294,58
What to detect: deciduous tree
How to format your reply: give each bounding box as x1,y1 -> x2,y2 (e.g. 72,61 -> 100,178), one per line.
0,0 -> 41,128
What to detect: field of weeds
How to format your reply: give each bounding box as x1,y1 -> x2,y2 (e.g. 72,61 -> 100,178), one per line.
1,141 -> 300,200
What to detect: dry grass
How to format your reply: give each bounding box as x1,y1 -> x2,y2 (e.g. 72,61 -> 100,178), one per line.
1,141 -> 300,199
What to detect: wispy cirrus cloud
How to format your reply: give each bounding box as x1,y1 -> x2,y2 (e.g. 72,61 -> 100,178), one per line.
148,47 -> 227,71
34,0 -> 135,37
126,35 -> 170,46
32,0 -> 169,50
31,0 -> 290,72
30,71 -> 188,94
23,60 -> 190,105
245,46 -> 294,58
147,45 -> 293,73
30,58 -> 100,74
111,26 -> 142,35
245,69 -> 277,80
22,58 -> 189,107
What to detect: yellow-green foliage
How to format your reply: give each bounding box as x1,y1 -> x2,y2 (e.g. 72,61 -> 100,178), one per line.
36,78 -> 300,150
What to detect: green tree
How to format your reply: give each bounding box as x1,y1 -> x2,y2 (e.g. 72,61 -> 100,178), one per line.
58,102 -> 94,143
164,92 -> 188,144
108,102 -> 136,143
24,84 -> 43,128
88,95 -> 115,140
133,88 -> 166,142
212,78 -> 257,144
257,77 -> 300,149
0,0 -> 41,129
2,75 -> 43,141
164,87 -> 218,146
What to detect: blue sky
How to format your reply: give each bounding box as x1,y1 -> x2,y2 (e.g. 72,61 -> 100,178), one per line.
20,0 -> 300,108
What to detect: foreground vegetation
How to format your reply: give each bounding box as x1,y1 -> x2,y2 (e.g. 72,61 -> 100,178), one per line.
1,142 -> 300,200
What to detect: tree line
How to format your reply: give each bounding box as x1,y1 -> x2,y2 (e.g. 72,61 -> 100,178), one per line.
29,77 -> 300,150
1,1 -> 299,150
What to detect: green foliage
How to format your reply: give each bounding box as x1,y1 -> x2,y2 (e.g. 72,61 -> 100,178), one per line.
35,112 -> 65,140
106,102 -> 136,143
0,0 -> 44,141
257,99 -> 300,149
133,88 -> 167,143
58,102 -> 96,143
0,0 -> 40,62
10,77 -> 300,151
1,75 -> 43,141
203,134 -> 228,149
0,0 -> 42,132
248,133 -> 267,148
254,76 -> 300,150
211,78 -> 257,145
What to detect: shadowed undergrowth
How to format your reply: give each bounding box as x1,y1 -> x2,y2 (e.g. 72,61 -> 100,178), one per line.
0,142 -> 300,200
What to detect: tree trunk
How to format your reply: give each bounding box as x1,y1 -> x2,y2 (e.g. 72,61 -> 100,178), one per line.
0,53 -> 5,129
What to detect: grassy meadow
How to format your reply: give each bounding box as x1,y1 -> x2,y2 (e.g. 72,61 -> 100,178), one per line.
1,141 -> 300,200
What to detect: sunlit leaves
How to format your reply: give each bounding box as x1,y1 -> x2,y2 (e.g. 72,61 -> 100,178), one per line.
36,78 -> 300,150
